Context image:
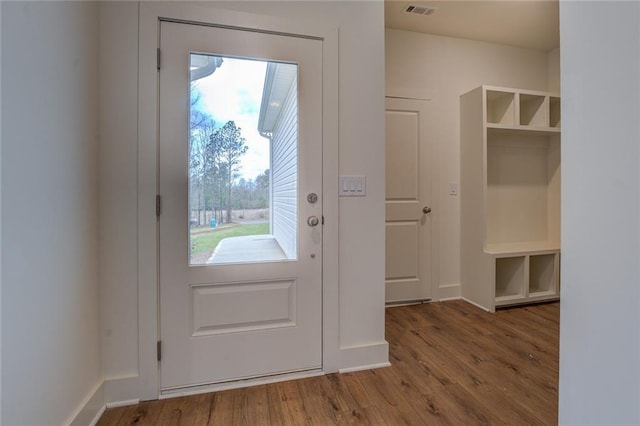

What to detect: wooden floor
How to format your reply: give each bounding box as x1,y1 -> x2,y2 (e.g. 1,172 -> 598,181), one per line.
98,300 -> 559,425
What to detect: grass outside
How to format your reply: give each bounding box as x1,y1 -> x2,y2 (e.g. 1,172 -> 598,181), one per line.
191,223 -> 269,255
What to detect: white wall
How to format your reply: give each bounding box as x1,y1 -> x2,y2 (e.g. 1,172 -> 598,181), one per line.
548,48 -> 560,94
386,29 -> 551,298
559,2 -> 640,424
98,1 -> 139,381
0,0 -> 4,414
1,2 -> 102,425
99,0 -> 387,395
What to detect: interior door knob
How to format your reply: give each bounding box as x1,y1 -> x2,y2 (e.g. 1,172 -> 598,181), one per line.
422,206 -> 432,214
307,216 -> 320,227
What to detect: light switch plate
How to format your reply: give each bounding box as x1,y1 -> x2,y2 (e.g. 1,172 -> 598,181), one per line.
339,175 -> 366,197
449,182 -> 458,196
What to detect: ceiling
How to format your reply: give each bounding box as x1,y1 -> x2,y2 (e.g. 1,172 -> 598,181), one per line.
384,0 -> 559,51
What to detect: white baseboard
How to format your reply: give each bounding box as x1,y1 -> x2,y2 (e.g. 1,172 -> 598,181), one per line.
461,297 -> 492,312
339,362 -> 390,374
438,283 -> 461,301
338,341 -> 389,373
106,398 -> 140,409
104,375 -> 139,406
66,375 -> 140,425
68,380 -> 105,426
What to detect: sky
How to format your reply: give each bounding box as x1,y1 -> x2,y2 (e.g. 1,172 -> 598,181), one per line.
192,56 -> 269,181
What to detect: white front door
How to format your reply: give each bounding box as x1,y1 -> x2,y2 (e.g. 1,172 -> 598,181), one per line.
158,20 -> 323,391
385,98 -> 433,303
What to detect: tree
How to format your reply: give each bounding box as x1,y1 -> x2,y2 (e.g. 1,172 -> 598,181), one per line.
208,121 -> 248,223
254,169 -> 270,207
203,124 -> 225,223
189,120 -> 215,225
189,83 -> 215,225
190,83 -> 209,131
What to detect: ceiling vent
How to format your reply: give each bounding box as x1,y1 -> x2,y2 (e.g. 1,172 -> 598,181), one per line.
404,4 -> 437,16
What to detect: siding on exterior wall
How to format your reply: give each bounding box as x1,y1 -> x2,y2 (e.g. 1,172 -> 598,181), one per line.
271,76 -> 298,259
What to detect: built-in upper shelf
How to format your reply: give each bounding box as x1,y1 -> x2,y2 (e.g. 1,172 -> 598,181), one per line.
486,90 -> 516,125
485,87 -> 560,130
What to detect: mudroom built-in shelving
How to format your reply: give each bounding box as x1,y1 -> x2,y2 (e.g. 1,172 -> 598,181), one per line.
461,86 -> 561,312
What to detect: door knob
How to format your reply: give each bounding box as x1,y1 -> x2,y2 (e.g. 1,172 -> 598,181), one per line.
422,206 -> 432,214
307,216 -> 320,227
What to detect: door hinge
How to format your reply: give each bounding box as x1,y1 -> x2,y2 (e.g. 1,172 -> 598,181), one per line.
157,341 -> 162,362
157,48 -> 161,71
156,195 -> 161,217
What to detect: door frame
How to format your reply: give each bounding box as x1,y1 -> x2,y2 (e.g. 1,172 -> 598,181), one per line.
137,2 -> 339,400
385,94 -> 440,303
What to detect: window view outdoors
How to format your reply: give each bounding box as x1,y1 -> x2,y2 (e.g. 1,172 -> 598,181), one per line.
189,54 -> 298,265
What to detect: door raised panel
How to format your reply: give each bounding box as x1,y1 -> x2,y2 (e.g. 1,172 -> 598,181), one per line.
191,280 -> 296,336
386,110 -> 419,200
385,222 -> 419,279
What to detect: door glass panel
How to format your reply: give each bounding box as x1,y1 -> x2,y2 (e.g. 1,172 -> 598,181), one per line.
189,54 -> 298,266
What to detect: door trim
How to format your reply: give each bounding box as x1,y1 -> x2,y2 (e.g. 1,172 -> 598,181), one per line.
138,2 -> 339,400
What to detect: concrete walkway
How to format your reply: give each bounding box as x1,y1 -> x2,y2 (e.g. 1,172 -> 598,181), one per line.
207,235 -> 288,264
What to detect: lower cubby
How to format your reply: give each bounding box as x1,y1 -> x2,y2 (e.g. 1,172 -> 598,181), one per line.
495,256 -> 525,299
494,251 -> 559,308
529,253 -> 557,295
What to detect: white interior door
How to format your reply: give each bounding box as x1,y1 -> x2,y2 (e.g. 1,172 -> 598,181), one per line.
159,20 -> 323,391
385,97 -> 433,303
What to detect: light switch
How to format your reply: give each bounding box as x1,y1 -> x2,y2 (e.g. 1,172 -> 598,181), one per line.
339,175 -> 366,197
449,182 -> 458,196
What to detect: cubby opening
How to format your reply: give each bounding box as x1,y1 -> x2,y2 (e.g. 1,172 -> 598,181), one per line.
529,254 -> 556,295
486,91 -> 516,125
486,134 -> 560,247
519,94 -> 547,127
550,97 -> 561,128
495,256 -> 525,298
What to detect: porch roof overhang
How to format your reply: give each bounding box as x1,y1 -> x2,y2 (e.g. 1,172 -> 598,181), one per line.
257,62 -> 297,138
190,54 -> 223,82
